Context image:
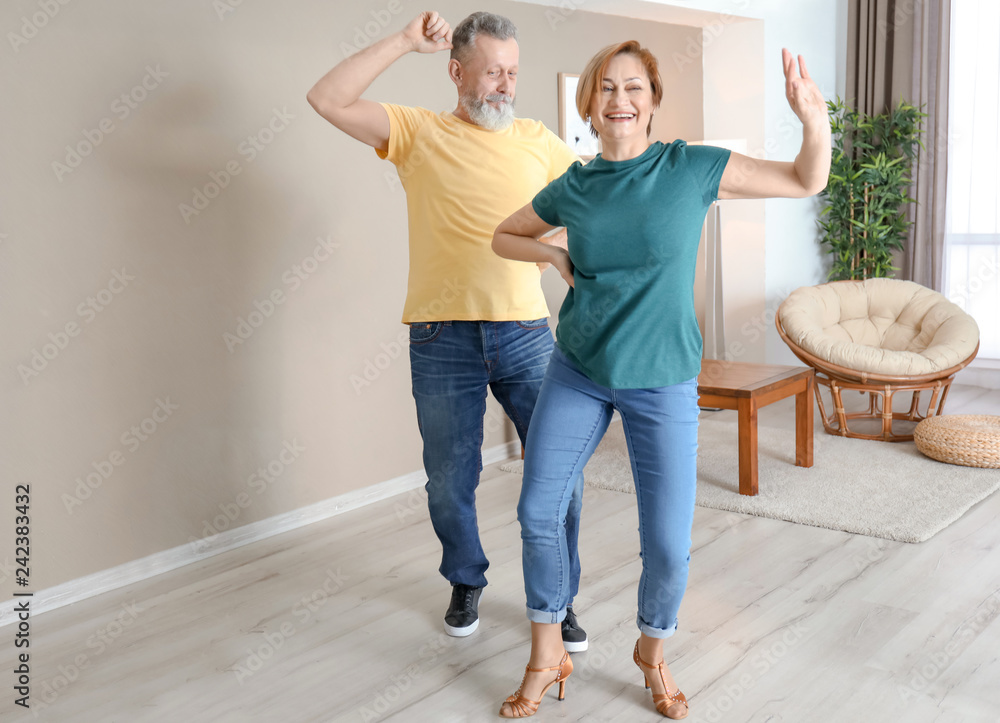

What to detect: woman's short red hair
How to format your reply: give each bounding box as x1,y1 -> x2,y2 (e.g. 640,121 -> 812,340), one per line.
576,40 -> 663,138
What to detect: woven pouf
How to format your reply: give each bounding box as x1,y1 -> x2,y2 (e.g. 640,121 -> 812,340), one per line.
914,415 -> 1000,468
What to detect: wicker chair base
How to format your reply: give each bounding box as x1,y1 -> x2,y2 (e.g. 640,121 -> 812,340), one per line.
813,372 -> 954,443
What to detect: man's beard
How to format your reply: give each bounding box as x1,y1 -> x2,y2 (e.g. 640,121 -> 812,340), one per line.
460,92 -> 516,131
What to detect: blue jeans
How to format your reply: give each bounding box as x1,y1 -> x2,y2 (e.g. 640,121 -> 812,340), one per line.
409,320 -> 584,596
518,346 -> 699,638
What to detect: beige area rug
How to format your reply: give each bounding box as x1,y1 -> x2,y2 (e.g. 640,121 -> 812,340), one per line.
498,417 -> 1000,543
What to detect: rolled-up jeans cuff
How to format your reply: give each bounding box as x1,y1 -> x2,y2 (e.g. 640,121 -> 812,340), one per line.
637,616 -> 678,639
527,606 -> 567,624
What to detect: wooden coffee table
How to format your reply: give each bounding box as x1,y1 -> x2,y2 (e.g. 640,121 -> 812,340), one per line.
697,360 -> 815,496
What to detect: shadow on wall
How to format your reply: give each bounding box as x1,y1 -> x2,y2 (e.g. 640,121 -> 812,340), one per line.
94,70 -> 316,542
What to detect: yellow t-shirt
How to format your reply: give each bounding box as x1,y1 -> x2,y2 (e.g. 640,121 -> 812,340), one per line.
377,104 -> 579,323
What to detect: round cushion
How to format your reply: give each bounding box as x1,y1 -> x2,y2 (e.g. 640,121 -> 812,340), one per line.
779,279 -> 980,377
914,415 -> 1000,468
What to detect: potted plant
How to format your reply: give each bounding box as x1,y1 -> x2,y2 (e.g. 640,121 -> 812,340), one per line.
817,97 -> 926,281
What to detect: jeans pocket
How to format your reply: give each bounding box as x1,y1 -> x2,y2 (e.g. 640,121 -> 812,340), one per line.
515,317 -> 550,330
408,321 -> 444,344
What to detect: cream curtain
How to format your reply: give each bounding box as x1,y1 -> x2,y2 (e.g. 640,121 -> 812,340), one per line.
845,0 -> 951,290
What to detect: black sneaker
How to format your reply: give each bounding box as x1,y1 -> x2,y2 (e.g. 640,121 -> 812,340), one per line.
562,605 -> 588,652
444,584 -> 482,637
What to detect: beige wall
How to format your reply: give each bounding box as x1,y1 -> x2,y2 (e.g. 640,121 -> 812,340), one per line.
0,0 -> 760,593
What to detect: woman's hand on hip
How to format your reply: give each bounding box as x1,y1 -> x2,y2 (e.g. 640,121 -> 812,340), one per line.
550,247 -> 575,288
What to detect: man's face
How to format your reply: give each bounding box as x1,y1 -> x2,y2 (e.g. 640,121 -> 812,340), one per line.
455,36 -> 519,130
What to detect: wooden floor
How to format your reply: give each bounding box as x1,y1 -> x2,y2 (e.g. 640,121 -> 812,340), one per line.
2,386 -> 999,722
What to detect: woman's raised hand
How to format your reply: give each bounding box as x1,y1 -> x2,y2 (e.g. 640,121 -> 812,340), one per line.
782,48 -> 825,127
402,12 -> 453,53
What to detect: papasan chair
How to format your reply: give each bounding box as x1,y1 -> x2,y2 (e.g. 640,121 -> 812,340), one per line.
776,279 -> 980,442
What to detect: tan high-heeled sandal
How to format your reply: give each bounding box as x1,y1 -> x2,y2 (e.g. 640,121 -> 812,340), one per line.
499,651 -> 573,718
633,641 -> 689,719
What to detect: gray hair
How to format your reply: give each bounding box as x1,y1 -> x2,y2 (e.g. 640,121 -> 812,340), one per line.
450,12 -> 518,63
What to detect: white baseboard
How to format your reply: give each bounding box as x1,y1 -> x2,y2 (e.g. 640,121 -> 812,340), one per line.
0,440 -> 521,626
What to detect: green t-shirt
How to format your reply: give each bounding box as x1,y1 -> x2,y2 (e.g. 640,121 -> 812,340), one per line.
532,140 -> 731,389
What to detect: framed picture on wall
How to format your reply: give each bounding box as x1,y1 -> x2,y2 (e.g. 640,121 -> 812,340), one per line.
558,73 -> 600,160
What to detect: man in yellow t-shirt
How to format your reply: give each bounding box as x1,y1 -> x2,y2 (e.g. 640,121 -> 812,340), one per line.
307,11 -> 587,649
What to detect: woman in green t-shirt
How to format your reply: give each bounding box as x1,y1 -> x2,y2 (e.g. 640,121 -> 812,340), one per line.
492,40 -> 830,719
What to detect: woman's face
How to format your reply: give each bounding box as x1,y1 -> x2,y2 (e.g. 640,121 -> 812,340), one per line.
589,53 -> 655,143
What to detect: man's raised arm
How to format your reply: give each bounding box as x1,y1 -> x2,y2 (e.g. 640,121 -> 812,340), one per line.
306,11 -> 452,152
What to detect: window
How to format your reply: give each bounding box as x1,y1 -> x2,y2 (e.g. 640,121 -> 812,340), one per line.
946,0 -> 1000,359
